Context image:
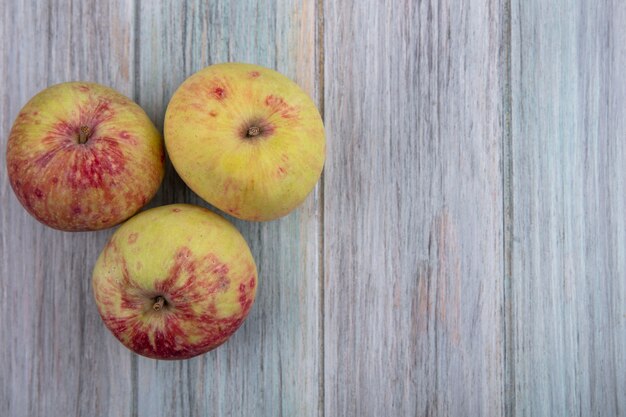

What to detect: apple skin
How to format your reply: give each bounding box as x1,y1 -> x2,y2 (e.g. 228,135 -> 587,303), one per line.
164,63 -> 325,221
6,82 -> 164,231
92,204 -> 257,360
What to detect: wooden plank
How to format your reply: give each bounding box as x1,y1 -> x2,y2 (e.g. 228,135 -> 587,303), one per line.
0,0 -> 136,416
134,1 -> 322,416
322,0 -> 505,415
509,1 -> 626,415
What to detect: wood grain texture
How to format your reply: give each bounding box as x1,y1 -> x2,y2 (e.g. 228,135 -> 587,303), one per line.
3,0 -> 626,416
134,1 -> 322,417
0,1 -> 136,416
508,1 -> 626,415
322,0 -> 505,415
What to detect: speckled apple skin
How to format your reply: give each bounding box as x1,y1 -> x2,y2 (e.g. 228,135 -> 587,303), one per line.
6,82 -> 164,231
164,63 -> 325,221
92,204 -> 257,360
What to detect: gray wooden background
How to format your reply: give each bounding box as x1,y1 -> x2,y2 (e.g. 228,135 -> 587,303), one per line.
1,1 -> 624,416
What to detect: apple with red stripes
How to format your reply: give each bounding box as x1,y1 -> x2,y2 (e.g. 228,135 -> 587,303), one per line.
92,204 -> 257,359
6,82 -> 164,231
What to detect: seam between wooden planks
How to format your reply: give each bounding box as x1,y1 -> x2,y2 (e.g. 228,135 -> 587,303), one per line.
502,0 -> 515,415
316,0 -> 325,416
131,1 -> 140,416
133,0 -> 141,104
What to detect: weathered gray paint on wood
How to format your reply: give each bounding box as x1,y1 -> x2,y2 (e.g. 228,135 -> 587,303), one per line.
1,0 -> 625,416
133,1 -> 322,416
508,1 -> 626,416
322,0 -> 505,415
0,1 -> 136,416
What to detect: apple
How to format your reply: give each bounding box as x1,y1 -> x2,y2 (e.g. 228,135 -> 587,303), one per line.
6,82 -> 164,231
92,204 -> 257,360
164,63 -> 325,221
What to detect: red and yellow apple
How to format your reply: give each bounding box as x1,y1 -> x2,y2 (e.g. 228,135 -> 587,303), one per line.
6,82 -> 164,231
164,63 -> 325,221
92,204 -> 257,360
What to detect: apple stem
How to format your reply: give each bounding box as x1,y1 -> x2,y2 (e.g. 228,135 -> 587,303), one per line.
153,296 -> 166,311
247,126 -> 261,137
78,126 -> 90,144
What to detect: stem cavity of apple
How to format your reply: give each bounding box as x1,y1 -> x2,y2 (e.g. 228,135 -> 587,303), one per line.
246,126 -> 261,137
239,118 -> 274,140
152,296 -> 166,311
78,126 -> 90,144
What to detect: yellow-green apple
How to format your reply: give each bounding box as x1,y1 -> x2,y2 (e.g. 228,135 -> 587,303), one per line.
6,82 -> 164,231
164,63 -> 325,221
92,204 -> 257,360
